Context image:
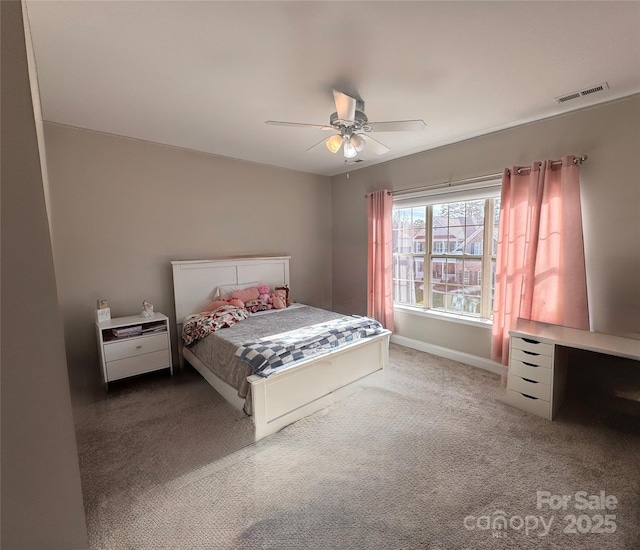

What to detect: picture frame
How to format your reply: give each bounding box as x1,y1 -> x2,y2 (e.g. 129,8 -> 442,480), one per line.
96,307 -> 111,323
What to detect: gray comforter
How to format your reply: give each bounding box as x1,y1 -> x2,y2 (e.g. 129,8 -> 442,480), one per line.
186,305 -> 345,413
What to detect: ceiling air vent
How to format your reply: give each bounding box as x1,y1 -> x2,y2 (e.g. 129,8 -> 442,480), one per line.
555,82 -> 609,104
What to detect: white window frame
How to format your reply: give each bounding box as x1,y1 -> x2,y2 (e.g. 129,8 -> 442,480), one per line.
392,180 -> 501,322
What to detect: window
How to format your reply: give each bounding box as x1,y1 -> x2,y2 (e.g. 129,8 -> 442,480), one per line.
392,188 -> 500,320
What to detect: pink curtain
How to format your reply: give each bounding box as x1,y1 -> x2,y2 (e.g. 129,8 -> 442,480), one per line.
367,189 -> 394,331
491,156 -> 589,372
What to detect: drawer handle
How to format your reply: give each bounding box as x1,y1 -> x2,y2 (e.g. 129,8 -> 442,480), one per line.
520,393 -> 538,400
522,361 -> 539,367
521,377 -> 538,384
522,338 -> 541,344
522,350 -> 540,356
135,345 -> 143,350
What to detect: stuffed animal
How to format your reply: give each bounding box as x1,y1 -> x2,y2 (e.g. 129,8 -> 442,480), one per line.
275,285 -> 290,306
257,284 -> 271,305
270,288 -> 287,309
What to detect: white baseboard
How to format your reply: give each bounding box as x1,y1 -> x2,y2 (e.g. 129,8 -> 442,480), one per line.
390,334 -> 505,376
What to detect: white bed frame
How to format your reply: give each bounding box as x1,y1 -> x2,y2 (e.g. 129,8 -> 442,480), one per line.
171,256 -> 390,441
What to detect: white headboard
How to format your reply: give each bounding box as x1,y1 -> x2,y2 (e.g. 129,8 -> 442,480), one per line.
171,256 -> 290,323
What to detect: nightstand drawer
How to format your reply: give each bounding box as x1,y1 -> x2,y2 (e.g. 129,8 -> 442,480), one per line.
106,350 -> 170,381
509,359 -> 552,385
511,347 -> 553,368
511,336 -> 553,357
508,375 -> 551,401
505,389 -> 551,419
104,333 -> 169,362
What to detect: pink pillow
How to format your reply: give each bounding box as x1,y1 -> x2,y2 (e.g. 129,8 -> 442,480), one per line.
231,287 -> 260,303
207,298 -> 244,311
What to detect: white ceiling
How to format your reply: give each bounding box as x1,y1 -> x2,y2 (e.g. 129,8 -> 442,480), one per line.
25,1 -> 640,177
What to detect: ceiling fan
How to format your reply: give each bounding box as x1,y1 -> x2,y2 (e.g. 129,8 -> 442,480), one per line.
265,90 -> 426,160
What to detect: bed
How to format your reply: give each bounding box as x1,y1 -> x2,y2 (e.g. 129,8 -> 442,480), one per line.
171,256 -> 391,440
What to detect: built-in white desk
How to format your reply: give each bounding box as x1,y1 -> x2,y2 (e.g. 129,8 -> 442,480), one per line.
505,319 -> 640,420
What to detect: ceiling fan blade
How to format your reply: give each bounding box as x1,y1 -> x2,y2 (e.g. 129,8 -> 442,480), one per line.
265,120 -> 334,131
333,90 -> 356,123
365,120 -> 426,132
360,134 -> 390,156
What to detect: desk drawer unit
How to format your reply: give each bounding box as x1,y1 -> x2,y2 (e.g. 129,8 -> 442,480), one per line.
506,334 -> 555,420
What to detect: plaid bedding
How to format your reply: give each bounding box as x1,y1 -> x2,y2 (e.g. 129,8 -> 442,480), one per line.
234,315 -> 384,377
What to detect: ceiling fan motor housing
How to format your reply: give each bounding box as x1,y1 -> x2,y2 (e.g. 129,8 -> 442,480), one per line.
330,110 -> 369,131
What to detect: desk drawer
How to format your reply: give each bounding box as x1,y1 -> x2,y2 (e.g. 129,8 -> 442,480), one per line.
104,333 -> 169,362
511,347 -> 553,368
509,359 -> 552,385
508,375 -> 551,401
511,336 -> 553,357
505,389 -> 551,419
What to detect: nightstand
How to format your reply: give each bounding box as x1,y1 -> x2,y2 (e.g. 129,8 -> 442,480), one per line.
96,312 -> 172,389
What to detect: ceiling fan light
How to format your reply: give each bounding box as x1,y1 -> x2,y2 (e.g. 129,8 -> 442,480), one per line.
325,134 -> 343,154
351,133 -> 365,152
343,137 -> 357,159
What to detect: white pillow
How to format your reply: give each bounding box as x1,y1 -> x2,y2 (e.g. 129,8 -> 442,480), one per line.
215,281 -> 259,299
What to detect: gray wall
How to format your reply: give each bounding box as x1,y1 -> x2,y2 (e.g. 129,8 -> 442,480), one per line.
1,2 -> 88,548
43,124 -> 333,400
332,96 -> 640,359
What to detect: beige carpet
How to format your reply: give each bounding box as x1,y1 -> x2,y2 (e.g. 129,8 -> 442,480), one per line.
76,344 -> 640,549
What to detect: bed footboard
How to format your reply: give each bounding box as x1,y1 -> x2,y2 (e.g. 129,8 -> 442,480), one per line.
249,330 -> 390,440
